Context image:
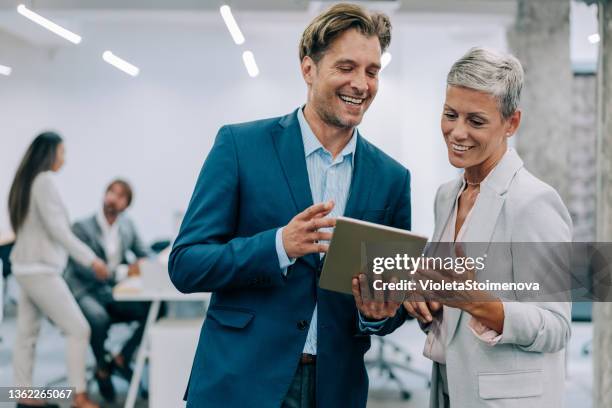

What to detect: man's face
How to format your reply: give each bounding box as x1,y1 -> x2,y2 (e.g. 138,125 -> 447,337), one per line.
103,183 -> 129,217
302,29 -> 381,129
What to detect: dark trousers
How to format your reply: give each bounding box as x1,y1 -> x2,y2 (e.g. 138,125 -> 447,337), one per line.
282,363 -> 316,408
77,294 -> 150,370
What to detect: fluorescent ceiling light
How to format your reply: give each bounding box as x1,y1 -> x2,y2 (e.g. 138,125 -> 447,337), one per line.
102,51 -> 139,77
381,52 -> 392,71
588,33 -> 600,44
220,5 -> 245,45
0,64 -> 12,76
17,4 -> 82,44
242,51 -> 259,78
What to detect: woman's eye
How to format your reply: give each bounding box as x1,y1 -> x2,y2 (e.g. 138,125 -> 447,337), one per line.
470,119 -> 485,127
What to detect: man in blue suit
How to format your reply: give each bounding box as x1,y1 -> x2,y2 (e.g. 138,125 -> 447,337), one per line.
169,3 -> 410,407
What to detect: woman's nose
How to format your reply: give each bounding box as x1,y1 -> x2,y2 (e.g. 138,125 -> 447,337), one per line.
450,121 -> 469,140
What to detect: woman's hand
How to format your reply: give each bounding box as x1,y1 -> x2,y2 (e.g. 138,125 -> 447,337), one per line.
403,299 -> 442,323
91,258 -> 110,281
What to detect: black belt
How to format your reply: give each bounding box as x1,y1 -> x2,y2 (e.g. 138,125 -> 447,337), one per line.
300,353 -> 316,365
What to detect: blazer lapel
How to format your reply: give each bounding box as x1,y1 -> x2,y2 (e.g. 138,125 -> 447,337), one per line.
343,134 -> 374,220
89,216 -> 108,262
431,179 -> 463,243
426,179 -> 465,344
271,109 -> 317,269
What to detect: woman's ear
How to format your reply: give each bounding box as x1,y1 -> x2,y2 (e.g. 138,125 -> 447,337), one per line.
505,109 -> 522,137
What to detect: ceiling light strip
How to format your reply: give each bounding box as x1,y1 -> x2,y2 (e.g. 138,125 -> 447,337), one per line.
17,4 -> 82,44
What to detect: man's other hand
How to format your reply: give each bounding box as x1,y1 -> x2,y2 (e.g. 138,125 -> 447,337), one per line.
92,258 -> 110,281
282,201 -> 336,259
352,274 -> 402,321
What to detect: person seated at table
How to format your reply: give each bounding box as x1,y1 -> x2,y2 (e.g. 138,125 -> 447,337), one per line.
65,179 -> 151,402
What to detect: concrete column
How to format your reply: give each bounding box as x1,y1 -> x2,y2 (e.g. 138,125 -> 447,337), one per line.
507,0 -> 572,202
593,2 -> 612,407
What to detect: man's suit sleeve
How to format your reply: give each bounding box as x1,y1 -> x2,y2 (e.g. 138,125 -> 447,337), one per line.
68,221 -> 97,282
169,125 -> 285,294
360,169 -> 412,335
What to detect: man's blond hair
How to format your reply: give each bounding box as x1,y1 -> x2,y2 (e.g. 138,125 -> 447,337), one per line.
299,3 -> 392,63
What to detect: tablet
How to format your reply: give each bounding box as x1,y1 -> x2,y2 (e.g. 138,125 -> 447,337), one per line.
319,216 -> 428,295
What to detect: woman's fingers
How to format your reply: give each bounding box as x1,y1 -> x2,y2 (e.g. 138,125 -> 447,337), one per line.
415,301 -> 433,322
403,300 -> 433,323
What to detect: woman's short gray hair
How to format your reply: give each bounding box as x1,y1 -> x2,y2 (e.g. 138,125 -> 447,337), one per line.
447,47 -> 524,120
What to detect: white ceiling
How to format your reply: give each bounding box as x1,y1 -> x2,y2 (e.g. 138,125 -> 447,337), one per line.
0,0 -> 598,65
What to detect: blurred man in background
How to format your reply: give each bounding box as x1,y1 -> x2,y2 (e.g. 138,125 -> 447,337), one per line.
65,179 -> 151,402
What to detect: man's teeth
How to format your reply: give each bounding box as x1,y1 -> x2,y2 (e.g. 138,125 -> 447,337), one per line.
452,143 -> 474,152
339,95 -> 364,105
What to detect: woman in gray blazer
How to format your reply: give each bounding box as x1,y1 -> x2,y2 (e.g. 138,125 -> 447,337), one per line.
8,132 -> 107,408
403,48 -> 572,407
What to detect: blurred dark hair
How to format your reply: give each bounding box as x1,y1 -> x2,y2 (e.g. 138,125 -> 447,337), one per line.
106,178 -> 133,207
8,132 -> 63,232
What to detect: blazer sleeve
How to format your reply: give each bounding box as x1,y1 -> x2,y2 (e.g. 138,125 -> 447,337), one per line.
32,174 -> 96,268
497,188 -> 573,353
168,126 -> 284,293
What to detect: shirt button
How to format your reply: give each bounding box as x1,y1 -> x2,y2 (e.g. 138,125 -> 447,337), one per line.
297,320 -> 309,330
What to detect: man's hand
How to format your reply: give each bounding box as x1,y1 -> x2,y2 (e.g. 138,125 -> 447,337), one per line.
91,258 -> 110,281
282,201 -> 336,259
127,261 -> 141,277
352,274 -> 402,321
403,299 -> 442,324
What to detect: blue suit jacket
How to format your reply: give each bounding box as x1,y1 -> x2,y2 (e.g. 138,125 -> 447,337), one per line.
169,109 -> 411,408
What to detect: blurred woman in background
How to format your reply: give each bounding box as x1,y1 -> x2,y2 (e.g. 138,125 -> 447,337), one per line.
9,132 -> 107,408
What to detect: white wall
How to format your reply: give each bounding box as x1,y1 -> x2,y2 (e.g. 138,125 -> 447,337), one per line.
1,10 -> 512,242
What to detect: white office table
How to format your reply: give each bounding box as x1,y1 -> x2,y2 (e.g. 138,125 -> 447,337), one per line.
113,281 -> 210,408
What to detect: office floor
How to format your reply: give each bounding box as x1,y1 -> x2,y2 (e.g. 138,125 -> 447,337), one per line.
0,308 -> 593,408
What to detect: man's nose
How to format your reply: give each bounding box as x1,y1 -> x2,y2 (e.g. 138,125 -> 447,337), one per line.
350,72 -> 368,95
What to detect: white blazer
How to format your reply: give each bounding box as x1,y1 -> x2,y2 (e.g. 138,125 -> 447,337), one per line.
427,149 -> 572,407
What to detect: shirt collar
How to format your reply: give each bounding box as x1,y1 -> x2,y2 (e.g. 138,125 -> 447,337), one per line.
297,106 -> 357,161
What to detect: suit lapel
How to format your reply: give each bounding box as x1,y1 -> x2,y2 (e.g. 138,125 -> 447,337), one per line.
271,110 -> 318,269
428,179 -> 464,345
432,179 -> 463,243
89,215 -> 108,261
343,135 -> 374,220
117,219 -> 130,263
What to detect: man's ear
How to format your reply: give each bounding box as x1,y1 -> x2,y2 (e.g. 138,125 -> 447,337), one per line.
506,109 -> 522,137
301,56 -> 316,85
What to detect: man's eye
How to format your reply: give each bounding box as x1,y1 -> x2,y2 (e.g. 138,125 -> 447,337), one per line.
338,66 -> 352,72
444,112 -> 457,119
367,71 -> 379,78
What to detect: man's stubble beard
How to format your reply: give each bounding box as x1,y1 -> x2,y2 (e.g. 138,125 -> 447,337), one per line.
314,100 -> 359,130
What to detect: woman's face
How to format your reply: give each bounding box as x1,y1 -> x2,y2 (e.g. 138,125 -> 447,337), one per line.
51,143 -> 65,172
441,85 -> 520,171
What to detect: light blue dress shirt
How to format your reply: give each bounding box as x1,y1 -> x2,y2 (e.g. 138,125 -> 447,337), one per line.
274,107 -> 384,355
